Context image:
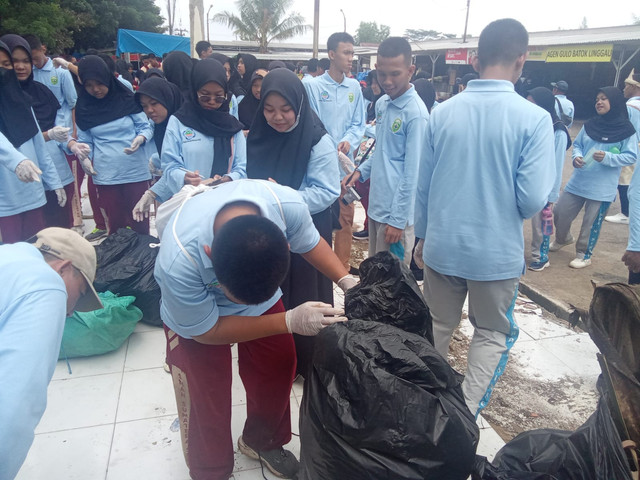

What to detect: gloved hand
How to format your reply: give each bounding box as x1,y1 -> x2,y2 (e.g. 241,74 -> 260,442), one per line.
413,238 -> 425,270
70,142 -> 91,162
124,135 -> 146,154
132,190 -> 156,222
285,301 -> 347,336
47,126 -> 70,142
79,157 -> 97,176
337,274 -> 358,293
55,188 -> 67,207
52,57 -> 70,69
149,158 -> 162,176
15,159 -> 42,183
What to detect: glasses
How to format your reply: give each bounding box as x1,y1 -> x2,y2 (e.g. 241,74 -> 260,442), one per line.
197,93 -> 226,104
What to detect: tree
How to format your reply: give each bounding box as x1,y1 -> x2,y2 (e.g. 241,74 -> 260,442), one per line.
214,0 -> 310,53
404,29 -> 456,42
354,21 -> 390,45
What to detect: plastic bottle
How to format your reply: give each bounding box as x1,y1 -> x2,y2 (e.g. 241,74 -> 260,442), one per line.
541,204 -> 553,236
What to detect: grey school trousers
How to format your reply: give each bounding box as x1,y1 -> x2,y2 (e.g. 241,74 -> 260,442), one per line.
368,219 -> 414,266
423,266 -> 520,417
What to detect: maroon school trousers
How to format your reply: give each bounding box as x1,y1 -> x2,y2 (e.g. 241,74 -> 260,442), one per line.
95,180 -> 149,235
0,206 -> 45,243
43,182 -> 75,228
164,300 -> 295,480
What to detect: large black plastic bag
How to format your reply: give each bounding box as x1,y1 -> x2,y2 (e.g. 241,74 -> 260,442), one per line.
344,251 -> 433,342
299,320 -> 479,479
472,392 -> 633,480
94,228 -> 162,326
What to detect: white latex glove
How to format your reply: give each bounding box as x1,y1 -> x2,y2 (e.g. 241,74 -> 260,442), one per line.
79,157 -> 97,176
124,135 -> 146,155
70,142 -> 91,162
15,159 -> 42,183
55,188 -> 67,207
47,126 -> 70,142
52,57 -> 70,69
413,238 -> 425,270
337,274 -> 358,293
132,190 -> 156,222
149,158 -> 162,176
285,301 -> 347,336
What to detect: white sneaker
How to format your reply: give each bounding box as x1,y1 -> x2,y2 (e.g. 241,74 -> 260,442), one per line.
569,257 -> 592,269
549,237 -> 575,252
604,212 -> 629,224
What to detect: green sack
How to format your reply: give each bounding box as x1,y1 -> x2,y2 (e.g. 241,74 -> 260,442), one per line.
58,291 -> 142,359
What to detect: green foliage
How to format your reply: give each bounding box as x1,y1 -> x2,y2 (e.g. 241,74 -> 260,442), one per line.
354,21 -> 390,45
214,0 -> 310,53
0,0 -> 164,52
404,29 -> 456,41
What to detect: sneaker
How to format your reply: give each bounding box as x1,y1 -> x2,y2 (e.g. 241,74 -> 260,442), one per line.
238,436 -> 299,479
85,228 -> 107,242
549,237 -> 575,252
528,259 -> 550,271
352,229 -> 368,240
604,212 -> 629,224
569,257 -> 592,269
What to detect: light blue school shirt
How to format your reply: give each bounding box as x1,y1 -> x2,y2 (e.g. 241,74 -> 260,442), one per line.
628,152 -> 640,251
161,116 -> 247,196
154,180 -> 320,338
143,138 -> 175,203
565,128 -> 637,202
33,58 -> 77,130
45,140 -> 74,188
554,94 -> 575,128
229,94 -> 239,120
304,71 -> 366,158
0,126 -> 62,217
76,113 -> 153,186
358,86 -> 429,229
0,243 -> 67,480
627,98 -> 640,144
117,75 -> 134,92
549,129 -> 569,203
415,79 -> 556,281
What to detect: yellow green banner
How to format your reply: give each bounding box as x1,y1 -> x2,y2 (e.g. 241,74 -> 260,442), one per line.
544,44 -> 613,63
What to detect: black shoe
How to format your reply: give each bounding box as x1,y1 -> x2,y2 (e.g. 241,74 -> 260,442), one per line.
352,229 -> 368,240
349,265 -> 360,276
238,436 -> 299,478
85,228 -> 107,242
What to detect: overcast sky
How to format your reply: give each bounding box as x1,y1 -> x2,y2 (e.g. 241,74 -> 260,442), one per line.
159,0 -> 638,44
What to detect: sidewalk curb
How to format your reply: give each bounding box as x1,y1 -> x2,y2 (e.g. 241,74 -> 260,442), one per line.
519,279 -> 573,322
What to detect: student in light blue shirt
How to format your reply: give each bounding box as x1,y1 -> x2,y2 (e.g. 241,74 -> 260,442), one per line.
304,32 -> 366,271
0,228 -> 101,480
154,180 -> 352,478
551,86 -> 637,269
413,19 -> 556,417
551,80 -> 575,128
346,37 -> 429,267
67,55 -> 152,235
161,58 -> 246,198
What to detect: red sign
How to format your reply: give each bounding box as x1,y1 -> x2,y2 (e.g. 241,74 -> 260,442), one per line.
446,49 -> 468,64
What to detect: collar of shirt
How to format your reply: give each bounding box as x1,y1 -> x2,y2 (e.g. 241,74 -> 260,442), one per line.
555,94 -> 567,99
385,84 -> 417,109
629,96 -> 640,102
464,79 -> 516,93
37,57 -> 54,72
321,71 -> 348,87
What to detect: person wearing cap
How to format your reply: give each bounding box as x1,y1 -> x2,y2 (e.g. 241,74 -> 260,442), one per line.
551,80 -> 574,128
0,227 -> 101,480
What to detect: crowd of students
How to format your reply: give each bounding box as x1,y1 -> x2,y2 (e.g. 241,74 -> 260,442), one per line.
1,17 -> 639,480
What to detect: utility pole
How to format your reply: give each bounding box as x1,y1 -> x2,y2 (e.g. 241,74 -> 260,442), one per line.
313,0 -> 320,58
340,9 -> 346,32
207,4 -> 213,42
462,0 -> 471,43
189,0 -> 205,57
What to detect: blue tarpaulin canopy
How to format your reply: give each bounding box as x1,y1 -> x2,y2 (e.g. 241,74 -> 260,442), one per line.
116,29 -> 190,57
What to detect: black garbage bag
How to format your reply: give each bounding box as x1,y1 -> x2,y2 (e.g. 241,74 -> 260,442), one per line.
94,228 -> 162,326
472,392 -> 633,480
344,251 -> 433,342
299,320 -> 479,480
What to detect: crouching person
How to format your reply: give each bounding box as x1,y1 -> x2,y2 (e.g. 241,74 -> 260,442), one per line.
154,179 -> 355,480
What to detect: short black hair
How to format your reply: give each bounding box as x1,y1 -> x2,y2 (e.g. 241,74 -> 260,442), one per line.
22,34 -> 42,51
86,48 -> 99,56
327,32 -> 354,52
477,18 -> 528,70
98,53 -> 116,74
196,40 -> 211,56
318,58 -> 330,71
307,58 -> 318,72
211,215 -> 290,305
377,37 -> 412,65
147,53 -> 157,60
413,70 -> 430,80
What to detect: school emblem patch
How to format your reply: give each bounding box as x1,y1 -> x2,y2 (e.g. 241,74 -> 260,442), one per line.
183,129 -> 196,140
320,90 -> 330,101
50,75 -> 59,85
391,118 -> 402,133
348,92 -> 354,103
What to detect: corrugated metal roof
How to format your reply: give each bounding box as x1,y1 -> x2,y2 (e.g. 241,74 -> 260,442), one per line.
410,24 -> 640,54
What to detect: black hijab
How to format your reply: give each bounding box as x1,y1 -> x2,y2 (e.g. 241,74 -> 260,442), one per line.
238,53 -> 258,91
268,60 -> 286,71
238,70 -> 265,129
362,70 -> 383,122
144,67 -> 165,81
135,77 -> 183,154
584,86 -> 636,144
1,34 -> 60,132
210,53 -> 245,97
246,68 -> 327,189
75,55 -> 142,131
162,51 -> 193,97
116,58 -> 135,85
0,41 -> 39,148
412,78 -> 436,114
174,58 -> 243,177
528,87 -> 571,150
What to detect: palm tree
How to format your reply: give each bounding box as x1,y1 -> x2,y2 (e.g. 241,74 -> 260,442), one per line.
213,0 -> 310,53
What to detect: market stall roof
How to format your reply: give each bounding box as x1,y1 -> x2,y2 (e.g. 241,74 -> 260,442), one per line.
116,29 -> 190,57
210,39 -> 377,56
